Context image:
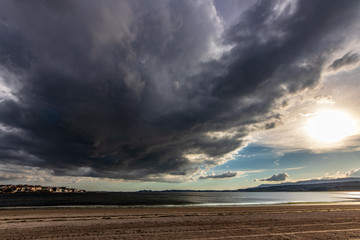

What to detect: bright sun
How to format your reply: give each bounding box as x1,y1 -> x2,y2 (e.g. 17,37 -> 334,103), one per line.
305,110 -> 358,143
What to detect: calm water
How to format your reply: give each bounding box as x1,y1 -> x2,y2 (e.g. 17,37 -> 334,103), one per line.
0,192 -> 359,208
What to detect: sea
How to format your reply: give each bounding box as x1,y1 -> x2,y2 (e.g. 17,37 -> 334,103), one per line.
1,191 -> 360,208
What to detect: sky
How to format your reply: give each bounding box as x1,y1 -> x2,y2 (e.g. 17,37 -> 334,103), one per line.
0,0 -> 360,191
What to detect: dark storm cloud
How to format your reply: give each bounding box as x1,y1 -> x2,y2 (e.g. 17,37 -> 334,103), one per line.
0,0 -> 359,181
329,52 -> 360,70
260,173 -> 289,182
200,171 -> 237,180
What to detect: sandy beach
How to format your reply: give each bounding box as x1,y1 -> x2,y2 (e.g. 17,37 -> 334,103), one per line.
1,205 -> 360,239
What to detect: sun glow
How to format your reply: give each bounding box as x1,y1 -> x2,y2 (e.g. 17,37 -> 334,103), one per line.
305,110 -> 358,143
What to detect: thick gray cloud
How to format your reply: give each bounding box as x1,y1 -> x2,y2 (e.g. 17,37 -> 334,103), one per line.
199,171 -> 237,179
329,52 -> 359,70
260,173 -> 289,182
0,0 -> 359,181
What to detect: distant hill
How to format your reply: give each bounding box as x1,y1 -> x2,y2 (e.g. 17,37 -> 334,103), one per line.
237,178 -> 360,192
138,178 -> 360,192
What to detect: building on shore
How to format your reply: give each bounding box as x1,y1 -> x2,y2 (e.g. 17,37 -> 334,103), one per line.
0,184 -> 85,194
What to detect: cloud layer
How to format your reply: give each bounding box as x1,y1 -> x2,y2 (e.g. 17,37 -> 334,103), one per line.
260,173 -> 289,182
200,172 -> 237,179
0,0 -> 359,181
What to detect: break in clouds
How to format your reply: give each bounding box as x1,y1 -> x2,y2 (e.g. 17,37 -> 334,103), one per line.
0,0 -> 359,182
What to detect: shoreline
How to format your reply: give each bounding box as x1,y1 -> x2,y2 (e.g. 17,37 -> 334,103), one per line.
2,204 -> 360,239
0,199 -> 359,210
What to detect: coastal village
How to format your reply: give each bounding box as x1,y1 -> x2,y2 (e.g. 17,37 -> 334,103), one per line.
0,184 -> 85,194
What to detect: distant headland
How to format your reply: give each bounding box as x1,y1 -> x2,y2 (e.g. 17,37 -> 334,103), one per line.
0,184 -> 85,194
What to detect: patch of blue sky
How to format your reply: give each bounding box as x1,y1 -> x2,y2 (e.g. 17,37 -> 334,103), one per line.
214,144 -> 284,171
277,150 -> 360,179
213,143 -> 360,182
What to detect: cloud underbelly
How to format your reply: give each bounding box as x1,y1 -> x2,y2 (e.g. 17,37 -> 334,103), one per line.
0,0 -> 359,181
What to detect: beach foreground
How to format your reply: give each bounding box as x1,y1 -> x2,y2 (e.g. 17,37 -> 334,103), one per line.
1,205 -> 360,239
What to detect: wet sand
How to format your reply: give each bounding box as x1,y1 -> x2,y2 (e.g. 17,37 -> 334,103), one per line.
1,204 -> 360,239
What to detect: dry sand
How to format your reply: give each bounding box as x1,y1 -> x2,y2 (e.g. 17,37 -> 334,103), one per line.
1,204 -> 360,239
